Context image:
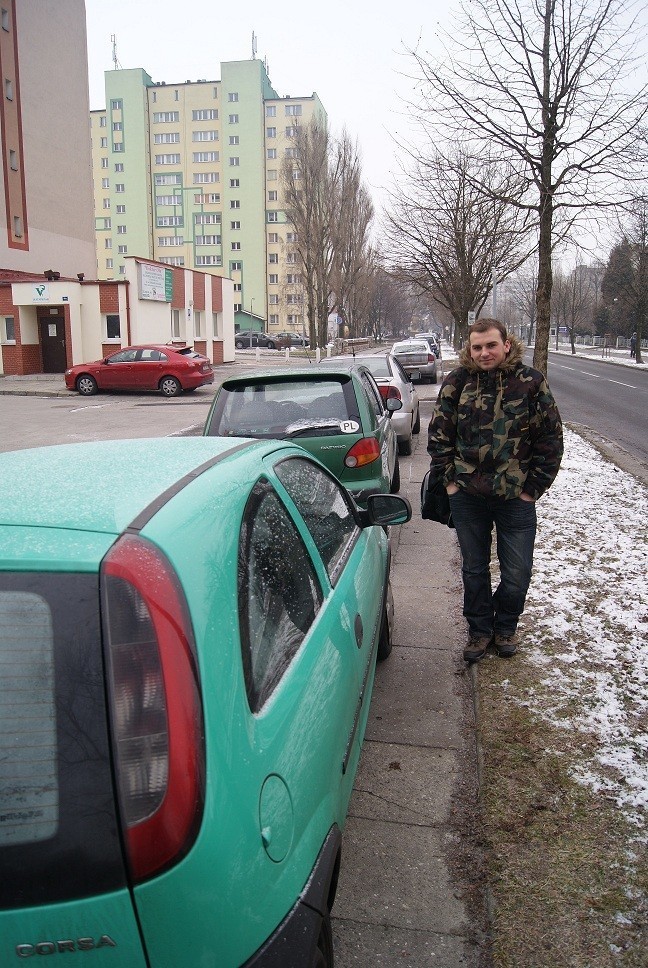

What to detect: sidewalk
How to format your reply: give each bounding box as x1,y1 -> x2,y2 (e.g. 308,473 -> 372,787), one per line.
332,412 -> 486,966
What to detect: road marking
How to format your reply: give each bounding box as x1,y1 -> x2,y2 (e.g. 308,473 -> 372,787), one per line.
608,379 -> 639,389
552,362 -> 641,387
69,404 -> 112,413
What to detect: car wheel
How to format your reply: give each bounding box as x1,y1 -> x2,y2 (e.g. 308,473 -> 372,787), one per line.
390,457 -> 401,493
76,374 -> 98,396
159,376 -> 182,397
430,368 -> 438,385
413,407 -> 421,434
377,584 -> 394,661
398,435 -> 413,456
313,911 -> 334,968
235,340 -> 245,349
266,340 -> 276,350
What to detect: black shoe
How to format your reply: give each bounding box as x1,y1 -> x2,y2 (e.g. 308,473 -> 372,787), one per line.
463,635 -> 492,662
494,633 -> 518,658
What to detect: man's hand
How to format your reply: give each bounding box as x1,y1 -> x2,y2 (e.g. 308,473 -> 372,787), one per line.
446,483 -> 460,495
519,492 -> 536,502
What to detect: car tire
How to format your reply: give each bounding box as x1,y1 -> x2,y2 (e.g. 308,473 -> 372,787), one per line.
266,340 -> 276,350
313,911 -> 334,968
377,587 -> 394,661
413,407 -> 421,434
398,435 -> 412,456
430,369 -> 438,385
76,374 -> 98,396
235,340 -> 245,349
390,457 -> 401,493
159,376 -> 182,397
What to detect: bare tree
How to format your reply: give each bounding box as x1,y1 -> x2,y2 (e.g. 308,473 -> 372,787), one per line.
507,259 -> 540,345
552,265 -> 599,352
409,0 -> 648,373
385,149 -> 532,346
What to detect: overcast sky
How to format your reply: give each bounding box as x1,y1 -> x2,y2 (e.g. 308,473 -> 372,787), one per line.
83,0 -> 452,221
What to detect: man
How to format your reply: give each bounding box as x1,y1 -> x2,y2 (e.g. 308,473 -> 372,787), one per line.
428,319 -> 563,662
630,332 -> 637,358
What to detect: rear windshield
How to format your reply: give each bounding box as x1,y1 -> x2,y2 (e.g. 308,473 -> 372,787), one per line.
393,342 -> 427,353
0,573 -> 126,908
175,347 -> 202,358
208,378 -> 358,438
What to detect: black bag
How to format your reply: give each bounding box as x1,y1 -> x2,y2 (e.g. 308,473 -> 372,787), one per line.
420,470 -> 455,528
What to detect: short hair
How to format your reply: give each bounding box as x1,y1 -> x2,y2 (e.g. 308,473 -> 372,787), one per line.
468,318 -> 509,342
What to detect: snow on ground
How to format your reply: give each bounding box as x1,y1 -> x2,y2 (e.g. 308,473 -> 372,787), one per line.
521,427 -> 648,834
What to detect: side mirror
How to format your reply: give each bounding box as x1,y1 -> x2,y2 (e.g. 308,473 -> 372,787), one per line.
360,493 -> 412,527
385,397 -> 403,413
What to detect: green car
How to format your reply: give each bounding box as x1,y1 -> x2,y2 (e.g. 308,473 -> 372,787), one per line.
0,437 -> 410,967
203,365 -> 402,501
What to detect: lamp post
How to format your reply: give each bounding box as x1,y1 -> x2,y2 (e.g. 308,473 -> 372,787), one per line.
249,299 -> 255,348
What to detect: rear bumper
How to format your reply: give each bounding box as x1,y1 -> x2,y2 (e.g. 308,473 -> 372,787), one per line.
243,827 -> 341,967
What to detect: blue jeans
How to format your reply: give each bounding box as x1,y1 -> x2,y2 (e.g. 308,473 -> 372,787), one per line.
448,491 -> 537,638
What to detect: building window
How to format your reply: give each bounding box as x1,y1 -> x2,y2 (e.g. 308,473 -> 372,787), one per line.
192,130 -> 218,141
118,265 -> 126,275
230,221 -> 240,230
155,154 -> 181,165
269,294 -> 279,305
268,190 -> 278,201
193,172 -> 219,183
266,148 -> 277,159
115,183 -> 125,193
110,99 -> 123,110
194,193 -> 220,204
113,121 -> 123,131
285,126 -> 298,138
269,274 -> 278,284
153,111 -> 180,123
101,177 -> 109,188
229,136 -> 239,145
104,314 -> 120,339
158,236 -> 184,246
159,256 -> 185,266
115,163 -> 124,172
228,92 -> 239,102
195,235 -> 221,245
105,238 -> 112,249
230,200 -> 240,209
154,132 -> 180,143
193,109 -> 218,120
285,104 -> 302,116
103,198 -> 111,209
267,170 -> 277,181
193,151 -> 219,162
287,274 -> 302,284
100,137 -> 108,148
196,255 -> 222,266
155,173 -> 181,185
116,204 -> 126,213
287,315 -> 303,327
102,218 -> 111,229
171,309 -> 180,338
233,283 -> 242,292
229,114 -> 239,123
106,258 -> 113,269
231,261 -> 242,271
229,157 -> 240,166
4,78 -> 13,100
234,304 -> 242,313
101,157 -> 109,169
286,252 -> 296,263
231,242 -> 241,251
266,105 -> 276,117
267,211 -> 278,222
156,215 -> 184,226
195,213 -> 221,224
268,232 -> 279,244
269,314 -> 279,326
99,115 -> 107,128
118,244 -> 128,254
269,252 -> 279,264
286,232 -> 297,242
117,225 -> 127,234
213,312 -> 222,338
287,294 -> 302,304
285,147 -> 299,158
230,178 -> 240,188
266,127 -> 276,138
113,143 -> 124,152
194,310 -> 203,337
2,316 -> 15,343
156,195 -> 182,206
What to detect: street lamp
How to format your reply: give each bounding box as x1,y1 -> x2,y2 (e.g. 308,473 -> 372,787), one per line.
249,299 -> 255,348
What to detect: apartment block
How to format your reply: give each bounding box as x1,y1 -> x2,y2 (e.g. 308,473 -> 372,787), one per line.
91,59 -> 325,335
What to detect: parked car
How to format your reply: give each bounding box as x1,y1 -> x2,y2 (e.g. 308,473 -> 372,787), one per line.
0,437 -> 411,967
392,339 -> 438,384
277,331 -> 310,347
234,330 -> 289,350
204,364 -> 402,500
414,332 -> 442,359
64,344 -> 214,397
319,353 -> 420,456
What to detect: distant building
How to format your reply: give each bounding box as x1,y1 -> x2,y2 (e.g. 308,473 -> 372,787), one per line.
90,60 -> 325,336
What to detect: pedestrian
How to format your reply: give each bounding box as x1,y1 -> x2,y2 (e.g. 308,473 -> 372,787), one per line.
427,319 -> 563,663
630,332 -> 637,358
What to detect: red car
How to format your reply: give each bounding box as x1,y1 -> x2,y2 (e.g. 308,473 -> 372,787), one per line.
65,344 -> 214,397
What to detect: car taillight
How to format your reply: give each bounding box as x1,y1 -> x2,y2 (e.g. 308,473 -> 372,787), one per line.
428,354 -> 436,363
344,437 -> 381,468
378,385 -> 402,402
101,535 -> 205,883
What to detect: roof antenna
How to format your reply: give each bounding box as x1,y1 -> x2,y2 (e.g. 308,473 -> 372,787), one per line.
111,34 -> 122,70
251,31 -> 257,59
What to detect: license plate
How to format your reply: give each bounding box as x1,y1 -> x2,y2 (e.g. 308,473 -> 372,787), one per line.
410,370 -> 420,380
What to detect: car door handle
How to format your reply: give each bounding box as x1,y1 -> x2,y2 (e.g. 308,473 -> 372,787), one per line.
354,613 -> 363,649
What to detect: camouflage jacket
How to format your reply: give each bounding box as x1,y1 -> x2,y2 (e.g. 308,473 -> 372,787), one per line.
427,336 -> 563,500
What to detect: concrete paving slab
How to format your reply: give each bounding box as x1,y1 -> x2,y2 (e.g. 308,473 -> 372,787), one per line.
348,740 -> 458,826
333,920 -> 478,967
332,817 -> 468,935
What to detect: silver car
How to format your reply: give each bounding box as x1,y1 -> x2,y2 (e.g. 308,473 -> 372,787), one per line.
392,339 -> 438,385
320,353 -> 420,455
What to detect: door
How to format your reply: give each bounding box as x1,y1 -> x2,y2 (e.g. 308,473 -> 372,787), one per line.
39,317 -> 67,373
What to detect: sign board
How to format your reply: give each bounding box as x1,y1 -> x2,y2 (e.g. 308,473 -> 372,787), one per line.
32,284 -> 49,303
139,263 -> 173,302
467,311 -> 476,325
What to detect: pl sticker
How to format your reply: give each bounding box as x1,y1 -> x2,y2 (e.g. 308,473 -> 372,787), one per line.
339,420 -> 359,434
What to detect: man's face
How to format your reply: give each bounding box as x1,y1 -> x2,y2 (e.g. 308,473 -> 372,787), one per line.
469,327 -> 511,371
